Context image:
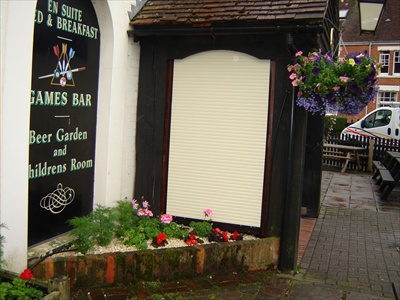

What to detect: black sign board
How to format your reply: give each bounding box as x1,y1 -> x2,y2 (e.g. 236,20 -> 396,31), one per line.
29,0 -> 100,246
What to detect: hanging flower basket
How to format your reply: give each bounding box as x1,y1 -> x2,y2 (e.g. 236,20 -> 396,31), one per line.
287,50 -> 379,115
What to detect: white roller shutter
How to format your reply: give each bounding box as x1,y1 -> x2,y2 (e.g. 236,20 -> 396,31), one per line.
167,50 -> 270,227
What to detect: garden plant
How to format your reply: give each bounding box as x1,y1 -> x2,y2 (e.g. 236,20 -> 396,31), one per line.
68,197 -> 243,254
0,224 -> 45,300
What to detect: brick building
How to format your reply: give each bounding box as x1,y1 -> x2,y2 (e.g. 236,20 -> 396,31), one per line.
339,0 -> 400,123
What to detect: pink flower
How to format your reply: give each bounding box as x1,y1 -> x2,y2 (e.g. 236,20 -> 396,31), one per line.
324,53 -> 332,61
160,213 -> 173,224
131,199 -> 139,210
137,208 -> 153,217
289,73 -> 297,80
295,51 -> 303,57
333,86 -> 340,91
142,201 -> 149,208
339,76 -> 349,83
293,63 -> 301,70
297,90 -> 303,97
292,78 -> 302,87
203,209 -> 213,217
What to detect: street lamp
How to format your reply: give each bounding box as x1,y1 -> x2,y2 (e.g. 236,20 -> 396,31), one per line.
358,0 -> 387,32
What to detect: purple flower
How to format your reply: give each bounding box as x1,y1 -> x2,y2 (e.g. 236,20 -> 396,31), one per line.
350,83 -> 360,94
311,67 -> 321,76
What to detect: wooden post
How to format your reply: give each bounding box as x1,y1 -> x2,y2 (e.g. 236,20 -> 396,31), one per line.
47,275 -> 70,300
368,139 -> 374,172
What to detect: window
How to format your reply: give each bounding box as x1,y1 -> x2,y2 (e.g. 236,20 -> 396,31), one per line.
364,109 -> 392,128
379,51 -> 390,74
394,51 -> 400,74
339,8 -> 349,19
378,91 -> 397,106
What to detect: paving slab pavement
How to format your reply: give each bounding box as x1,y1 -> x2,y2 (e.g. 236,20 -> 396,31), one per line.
287,170 -> 400,300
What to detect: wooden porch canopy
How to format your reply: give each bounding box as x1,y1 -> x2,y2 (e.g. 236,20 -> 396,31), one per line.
128,0 -> 338,271
129,0 -> 335,43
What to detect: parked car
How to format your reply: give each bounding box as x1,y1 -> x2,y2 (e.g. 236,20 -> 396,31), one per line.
341,105 -> 400,140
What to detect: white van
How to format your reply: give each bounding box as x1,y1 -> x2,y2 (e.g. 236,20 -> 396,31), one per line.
341,105 -> 400,140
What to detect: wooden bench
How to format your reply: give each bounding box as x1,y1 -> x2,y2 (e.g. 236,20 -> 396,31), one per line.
372,160 -> 388,179
372,152 -> 400,200
323,143 -> 365,173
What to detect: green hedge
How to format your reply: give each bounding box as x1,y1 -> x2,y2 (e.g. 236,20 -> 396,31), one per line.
324,116 -> 348,135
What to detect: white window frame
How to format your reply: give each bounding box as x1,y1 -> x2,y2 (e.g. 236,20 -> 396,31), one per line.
379,51 -> 390,75
394,51 -> 400,75
377,86 -> 398,107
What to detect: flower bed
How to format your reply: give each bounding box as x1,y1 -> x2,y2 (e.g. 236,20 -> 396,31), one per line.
28,199 -> 279,288
66,199 -> 255,254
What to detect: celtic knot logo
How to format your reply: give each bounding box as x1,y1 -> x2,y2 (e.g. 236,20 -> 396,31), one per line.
40,183 -> 75,214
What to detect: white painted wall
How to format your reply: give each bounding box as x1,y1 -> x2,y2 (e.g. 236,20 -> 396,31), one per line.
92,0 -> 139,207
0,0 -> 36,272
0,0 -> 139,272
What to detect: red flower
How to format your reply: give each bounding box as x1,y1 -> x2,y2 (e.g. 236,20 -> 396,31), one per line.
222,231 -> 229,242
157,232 -> 166,245
185,234 -> 199,245
212,228 -> 221,235
185,239 -> 198,245
231,231 -> 240,241
20,269 -> 34,280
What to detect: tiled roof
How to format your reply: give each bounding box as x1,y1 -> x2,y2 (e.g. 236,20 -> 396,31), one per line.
130,0 -> 329,27
340,0 -> 400,42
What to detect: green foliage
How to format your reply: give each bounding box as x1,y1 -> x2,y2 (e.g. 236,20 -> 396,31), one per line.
68,205 -> 116,254
189,221 -> 212,237
142,218 -> 162,239
123,218 -> 162,249
0,278 -> 44,300
163,222 -> 189,239
324,116 -> 348,134
324,116 -> 347,138
124,228 -> 148,249
0,225 -> 45,299
114,200 -> 140,238
67,199 -> 221,253
0,223 -> 7,270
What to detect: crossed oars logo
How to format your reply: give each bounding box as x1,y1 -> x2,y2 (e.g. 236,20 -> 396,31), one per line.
38,43 -> 85,87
